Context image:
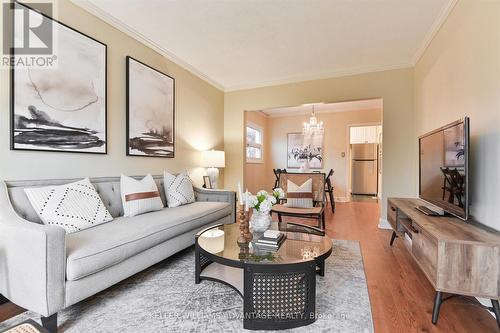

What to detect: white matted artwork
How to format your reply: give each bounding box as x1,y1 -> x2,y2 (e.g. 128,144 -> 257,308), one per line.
11,2 -> 107,154
126,56 -> 175,157
287,132 -> 323,169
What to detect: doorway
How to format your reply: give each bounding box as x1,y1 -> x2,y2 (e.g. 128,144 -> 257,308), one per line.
348,124 -> 382,202
243,98 -> 383,204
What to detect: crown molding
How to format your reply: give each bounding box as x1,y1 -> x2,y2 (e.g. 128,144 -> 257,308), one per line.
70,0 -> 225,91
411,0 -> 458,66
224,61 -> 413,92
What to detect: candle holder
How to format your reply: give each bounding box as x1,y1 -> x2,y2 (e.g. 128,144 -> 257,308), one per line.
238,241 -> 250,260
237,204 -> 252,244
244,210 -> 253,242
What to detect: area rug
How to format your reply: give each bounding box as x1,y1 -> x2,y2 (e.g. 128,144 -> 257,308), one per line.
0,240 -> 374,333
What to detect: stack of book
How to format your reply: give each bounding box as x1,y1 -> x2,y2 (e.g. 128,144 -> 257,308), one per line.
255,230 -> 286,251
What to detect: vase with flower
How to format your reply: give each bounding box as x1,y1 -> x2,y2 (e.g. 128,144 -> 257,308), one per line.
245,188 -> 285,233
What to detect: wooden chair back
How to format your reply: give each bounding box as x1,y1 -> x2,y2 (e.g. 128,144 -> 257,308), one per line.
325,169 -> 334,189
279,173 -> 325,204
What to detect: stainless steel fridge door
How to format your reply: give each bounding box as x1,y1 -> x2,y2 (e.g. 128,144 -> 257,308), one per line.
351,160 -> 378,195
351,143 -> 378,160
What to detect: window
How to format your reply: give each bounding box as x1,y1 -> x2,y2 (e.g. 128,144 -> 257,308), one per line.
246,123 -> 263,163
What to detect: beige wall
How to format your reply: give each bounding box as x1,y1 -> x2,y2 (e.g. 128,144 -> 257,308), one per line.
415,0 -> 500,231
266,109 -> 381,199
244,111 -> 273,193
0,0 -> 224,186
225,68 -> 416,223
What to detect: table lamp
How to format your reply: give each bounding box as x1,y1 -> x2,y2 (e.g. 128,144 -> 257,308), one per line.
201,150 -> 225,188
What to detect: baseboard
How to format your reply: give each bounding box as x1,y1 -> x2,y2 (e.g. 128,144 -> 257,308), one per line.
378,218 -> 393,230
334,196 -> 349,202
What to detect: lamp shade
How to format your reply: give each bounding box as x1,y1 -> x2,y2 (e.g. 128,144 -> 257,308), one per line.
201,150 -> 225,168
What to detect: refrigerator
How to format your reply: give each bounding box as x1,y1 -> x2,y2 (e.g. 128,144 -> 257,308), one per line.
351,143 -> 378,195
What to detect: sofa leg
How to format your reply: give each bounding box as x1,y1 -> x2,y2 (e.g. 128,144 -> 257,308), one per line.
41,313 -> 57,333
0,294 -> 9,305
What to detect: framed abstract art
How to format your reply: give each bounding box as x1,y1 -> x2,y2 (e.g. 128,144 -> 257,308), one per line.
126,56 -> 175,157
287,132 -> 323,169
10,2 -> 107,154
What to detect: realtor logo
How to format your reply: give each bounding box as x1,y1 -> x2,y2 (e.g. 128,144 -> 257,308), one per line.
2,1 -> 56,68
4,1 -> 53,54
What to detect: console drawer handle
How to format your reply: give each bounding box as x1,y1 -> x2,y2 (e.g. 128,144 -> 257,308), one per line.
408,224 -> 419,234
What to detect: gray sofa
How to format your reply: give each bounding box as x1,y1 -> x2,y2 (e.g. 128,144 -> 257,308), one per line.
0,175 -> 235,332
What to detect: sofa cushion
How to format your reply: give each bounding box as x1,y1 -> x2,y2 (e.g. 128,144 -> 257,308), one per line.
163,171 -> 195,208
66,201 -> 231,281
24,178 -> 113,233
120,174 -> 164,217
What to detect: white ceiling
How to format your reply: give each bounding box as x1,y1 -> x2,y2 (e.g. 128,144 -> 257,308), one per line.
73,0 -> 456,91
261,98 -> 383,117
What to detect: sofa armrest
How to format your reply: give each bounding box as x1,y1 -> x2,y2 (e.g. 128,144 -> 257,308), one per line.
0,182 -> 65,316
193,187 -> 236,223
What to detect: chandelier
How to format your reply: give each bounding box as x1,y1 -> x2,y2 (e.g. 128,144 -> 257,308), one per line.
302,104 -> 324,136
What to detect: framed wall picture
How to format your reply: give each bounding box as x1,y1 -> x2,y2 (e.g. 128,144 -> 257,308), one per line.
10,2 -> 107,154
203,176 -> 212,189
126,56 -> 175,157
287,132 -> 323,169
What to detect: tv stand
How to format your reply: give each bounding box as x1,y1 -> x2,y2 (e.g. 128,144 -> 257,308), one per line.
415,205 -> 443,216
388,198 -> 500,329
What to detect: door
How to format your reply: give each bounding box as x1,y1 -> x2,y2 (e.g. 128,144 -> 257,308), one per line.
352,160 -> 378,195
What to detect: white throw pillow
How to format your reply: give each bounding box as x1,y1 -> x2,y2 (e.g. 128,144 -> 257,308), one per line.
163,171 -> 195,208
285,179 -> 314,208
120,174 -> 164,217
24,178 -> 113,234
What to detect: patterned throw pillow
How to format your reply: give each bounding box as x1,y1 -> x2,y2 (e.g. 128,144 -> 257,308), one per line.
163,171 -> 195,208
24,178 -> 113,233
285,179 -> 314,208
120,174 -> 164,217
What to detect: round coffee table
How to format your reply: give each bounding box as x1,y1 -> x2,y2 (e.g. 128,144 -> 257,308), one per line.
195,222 -> 333,330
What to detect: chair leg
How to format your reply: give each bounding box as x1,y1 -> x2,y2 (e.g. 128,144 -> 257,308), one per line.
318,213 -> 325,230
329,191 -> 335,213
41,313 -> 57,333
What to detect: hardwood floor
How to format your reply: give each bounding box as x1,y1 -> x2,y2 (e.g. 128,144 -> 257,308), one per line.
0,201 -> 497,332
323,200 -> 498,333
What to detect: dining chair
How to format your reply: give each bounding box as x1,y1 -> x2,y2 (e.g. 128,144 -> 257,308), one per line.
271,172 -> 326,229
273,168 -> 287,189
325,169 -> 335,213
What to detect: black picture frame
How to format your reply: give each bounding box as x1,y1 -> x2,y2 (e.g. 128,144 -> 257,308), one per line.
126,56 -> 175,158
10,1 -> 108,154
286,132 -> 323,169
203,176 -> 212,189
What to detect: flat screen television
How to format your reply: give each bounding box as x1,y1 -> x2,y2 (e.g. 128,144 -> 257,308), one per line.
419,117 -> 469,220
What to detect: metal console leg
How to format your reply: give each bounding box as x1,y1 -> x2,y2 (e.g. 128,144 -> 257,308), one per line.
389,231 -> 397,246
432,291 -> 442,325
491,299 -> 500,329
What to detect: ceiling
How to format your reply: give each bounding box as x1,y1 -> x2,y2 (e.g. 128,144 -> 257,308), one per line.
261,98 -> 383,117
73,0 -> 456,91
